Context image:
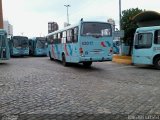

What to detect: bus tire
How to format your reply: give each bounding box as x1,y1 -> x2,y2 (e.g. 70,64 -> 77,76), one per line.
154,57 -> 160,70
49,51 -> 54,61
83,61 -> 92,67
62,54 -> 68,66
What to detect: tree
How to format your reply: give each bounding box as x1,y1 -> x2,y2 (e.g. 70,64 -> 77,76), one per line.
121,8 -> 144,56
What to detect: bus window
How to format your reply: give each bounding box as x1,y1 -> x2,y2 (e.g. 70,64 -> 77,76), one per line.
58,33 -> 62,44
49,35 -> 54,44
36,37 -> 46,48
67,29 -> 72,43
62,31 -> 66,43
53,34 -> 58,44
154,30 -> 160,44
135,33 -> 152,49
73,27 -> 78,43
81,22 -> 112,36
0,36 -> 2,47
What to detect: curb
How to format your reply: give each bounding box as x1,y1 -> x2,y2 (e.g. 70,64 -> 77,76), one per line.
112,55 -> 132,65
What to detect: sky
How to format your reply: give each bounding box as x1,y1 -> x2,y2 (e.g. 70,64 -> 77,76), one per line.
2,0 -> 160,37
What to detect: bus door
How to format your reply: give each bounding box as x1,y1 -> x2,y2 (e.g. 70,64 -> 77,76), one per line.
62,31 -> 70,61
132,31 -> 153,64
69,27 -> 79,62
57,33 -> 62,60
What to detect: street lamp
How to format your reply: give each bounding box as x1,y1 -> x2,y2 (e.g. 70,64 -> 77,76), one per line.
64,4 -> 70,25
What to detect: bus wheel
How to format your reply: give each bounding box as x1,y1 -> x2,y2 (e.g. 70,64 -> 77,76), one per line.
49,52 -> 54,61
83,62 -> 92,67
154,57 -> 160,69
62,54 -> 68,66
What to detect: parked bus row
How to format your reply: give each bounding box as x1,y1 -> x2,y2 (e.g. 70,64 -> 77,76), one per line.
1,19 -> 160,69
1,32 -> 48,63
8,36 -> 47,57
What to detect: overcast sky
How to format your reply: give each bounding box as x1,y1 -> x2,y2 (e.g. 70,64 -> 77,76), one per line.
2,0 -> 160,37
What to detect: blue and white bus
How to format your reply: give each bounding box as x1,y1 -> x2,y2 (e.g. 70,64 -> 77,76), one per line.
0,29 -> 10,61
9,36 -> 29,56
132,26 -> 160,69
46,20 -> 113,67
29,37 -> 47,56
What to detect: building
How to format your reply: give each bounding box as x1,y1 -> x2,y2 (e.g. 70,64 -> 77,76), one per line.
48,22 -> 59,33
3,21 -> 13,36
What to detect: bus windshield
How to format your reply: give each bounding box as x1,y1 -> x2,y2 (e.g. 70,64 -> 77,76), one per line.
135,33 -> 152,49
81,22 -> 112,36
13,37 -> 28,48
36,37 -> 46,48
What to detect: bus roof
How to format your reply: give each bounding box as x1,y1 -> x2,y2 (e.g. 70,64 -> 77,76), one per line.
13,35 -> 28,38
30,37 -> 46,41
46,23 -> 79,37
0,29 -> 7,32
46,21 -> 111,37
136,26 -> 160,32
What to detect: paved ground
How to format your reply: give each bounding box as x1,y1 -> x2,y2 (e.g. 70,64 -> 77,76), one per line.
0,57 -> 160,120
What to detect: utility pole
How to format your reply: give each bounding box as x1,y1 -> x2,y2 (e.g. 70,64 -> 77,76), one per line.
119,0 -> 122,55
64,5 -> 70,25
0,0 -> 3,28
119,0 -> 121,30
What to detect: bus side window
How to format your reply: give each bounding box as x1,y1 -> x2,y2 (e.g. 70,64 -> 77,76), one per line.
49,35 -> 54,44
58,33 -> 62,44
62,31 -> 66,43
73,27 -> 78,43
67,29 -> 72,43
53,34 -> 58,44
154,30 -> 160,44
46,37 -> 50,44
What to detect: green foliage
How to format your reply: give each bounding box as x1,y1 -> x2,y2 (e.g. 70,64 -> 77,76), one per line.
121,8 -> 144,45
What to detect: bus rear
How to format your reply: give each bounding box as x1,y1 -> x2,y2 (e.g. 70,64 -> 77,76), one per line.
78,22 -> 113,65
0,29 -> 10,61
